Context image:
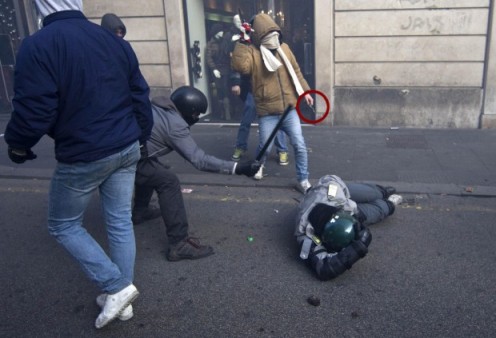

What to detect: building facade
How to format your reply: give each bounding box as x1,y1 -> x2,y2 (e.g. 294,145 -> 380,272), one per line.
2,0 -> 495,128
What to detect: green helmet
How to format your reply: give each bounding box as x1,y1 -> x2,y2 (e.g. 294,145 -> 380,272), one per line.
321,211 -> 357,252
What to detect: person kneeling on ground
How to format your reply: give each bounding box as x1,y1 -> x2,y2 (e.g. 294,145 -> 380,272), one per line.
295,175 -> 403,280
133,86 -> 261,262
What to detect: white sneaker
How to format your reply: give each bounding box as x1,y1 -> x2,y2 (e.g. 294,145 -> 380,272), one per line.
388,194 -> 403,206
95,284 -> 139,329
96,294 -> 133,321
296,179 -> 312,194
254,165 -> 264,180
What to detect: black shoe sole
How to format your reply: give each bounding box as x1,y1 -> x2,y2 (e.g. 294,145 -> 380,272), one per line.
167,250 -> 215,262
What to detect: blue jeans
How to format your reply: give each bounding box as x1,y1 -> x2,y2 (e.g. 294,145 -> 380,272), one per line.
257,109 -> 309,181
47,141 -> 140,294
235,92 -> 287,153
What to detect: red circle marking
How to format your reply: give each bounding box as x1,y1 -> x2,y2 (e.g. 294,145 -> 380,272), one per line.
296,90 -> 330,124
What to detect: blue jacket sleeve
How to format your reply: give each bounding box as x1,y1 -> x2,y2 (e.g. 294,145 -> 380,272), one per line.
5,38 -> 58,149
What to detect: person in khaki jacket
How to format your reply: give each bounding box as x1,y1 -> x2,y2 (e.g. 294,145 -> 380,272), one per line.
231,13 -> 314,194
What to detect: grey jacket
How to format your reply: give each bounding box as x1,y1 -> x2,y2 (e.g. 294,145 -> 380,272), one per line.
147,96 -> 235,174
295,175 -> 358,259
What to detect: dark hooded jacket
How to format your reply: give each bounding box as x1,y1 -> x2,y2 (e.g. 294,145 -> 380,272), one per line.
231,13 -> 310,116
206,23 -> 231,76
4,10 -> 152,163
101,13 -> 127,37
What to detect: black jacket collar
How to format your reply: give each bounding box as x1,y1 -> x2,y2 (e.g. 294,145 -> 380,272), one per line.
43,10 -> 85,27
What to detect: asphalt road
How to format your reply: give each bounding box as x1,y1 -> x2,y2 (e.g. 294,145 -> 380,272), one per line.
1,178 -> 495,337
1,121 -> 496,337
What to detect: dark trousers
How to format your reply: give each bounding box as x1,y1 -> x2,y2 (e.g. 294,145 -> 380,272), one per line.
346,183 -> 393,226
134,158 -> 188,245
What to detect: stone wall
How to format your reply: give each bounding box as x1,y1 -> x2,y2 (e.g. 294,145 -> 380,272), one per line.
317,0 -> 491,128
84,0 -> 188,98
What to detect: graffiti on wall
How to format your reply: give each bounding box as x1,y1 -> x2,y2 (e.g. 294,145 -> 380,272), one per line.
399,0 -> 438,6
400,12 -> 473,34
400,16 -> 443,33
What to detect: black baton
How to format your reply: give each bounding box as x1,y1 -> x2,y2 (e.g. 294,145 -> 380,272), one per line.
256,105 -> 293,162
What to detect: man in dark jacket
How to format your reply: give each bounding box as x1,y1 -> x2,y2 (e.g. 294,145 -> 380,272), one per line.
101,13 -> 127,37
206,23 -> 232,120
133,86 -> 260,262
4,0 -> 152,329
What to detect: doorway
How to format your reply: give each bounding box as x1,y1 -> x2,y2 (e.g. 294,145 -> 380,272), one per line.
184,0 -> 315,122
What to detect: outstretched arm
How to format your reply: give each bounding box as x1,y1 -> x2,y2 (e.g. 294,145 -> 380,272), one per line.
308,228 -> 372,281
167,120 -> 235,174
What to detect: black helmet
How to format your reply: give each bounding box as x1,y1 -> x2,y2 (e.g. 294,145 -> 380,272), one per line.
170,86 -> 208,126
321,211 -> 357,252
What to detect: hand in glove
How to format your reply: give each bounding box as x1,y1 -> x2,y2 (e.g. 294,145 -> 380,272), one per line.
213,69 -> 221,79
235,161 -> 261,177
8,147 -> 37,164
139,142 -> 148,161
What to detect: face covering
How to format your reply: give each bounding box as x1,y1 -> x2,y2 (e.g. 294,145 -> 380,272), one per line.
259,31 -> 305,96
261,31 -> 280,50
260,32 -> 283,71
215,31 -> 224,40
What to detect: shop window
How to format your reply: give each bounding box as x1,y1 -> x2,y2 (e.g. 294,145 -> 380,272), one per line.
0,0 -> 38,114
194,0 -> 314,122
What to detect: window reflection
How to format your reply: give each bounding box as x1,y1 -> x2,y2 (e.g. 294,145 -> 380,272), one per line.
0,0 -> 32,114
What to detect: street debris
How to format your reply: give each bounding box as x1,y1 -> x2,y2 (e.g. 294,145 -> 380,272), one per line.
307,295 -> 321,306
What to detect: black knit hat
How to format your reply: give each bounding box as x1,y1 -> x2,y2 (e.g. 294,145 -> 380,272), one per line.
101,13 -> 127,37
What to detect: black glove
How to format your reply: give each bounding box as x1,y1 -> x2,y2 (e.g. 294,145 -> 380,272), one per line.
139,142 -> 148,161
8,147 -> 37,164
235,161 -> 261,177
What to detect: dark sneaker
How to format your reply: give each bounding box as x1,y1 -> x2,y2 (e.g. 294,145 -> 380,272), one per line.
167,237 -> 214,262
384,186 -> 397,198
132,206 -> 161,225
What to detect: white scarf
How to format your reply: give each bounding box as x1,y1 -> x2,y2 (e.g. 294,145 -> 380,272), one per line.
260,32 -> 304,96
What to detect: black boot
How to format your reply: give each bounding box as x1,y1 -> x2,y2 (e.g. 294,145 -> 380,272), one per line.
167,237 -> 214,261
377,185 -> 396,198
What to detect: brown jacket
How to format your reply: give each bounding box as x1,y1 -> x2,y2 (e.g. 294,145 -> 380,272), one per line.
231,13 -> 310,116
206,37 -> 231,75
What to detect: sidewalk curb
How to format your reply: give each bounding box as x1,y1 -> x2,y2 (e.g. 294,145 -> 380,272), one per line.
2,167 -> 495,198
